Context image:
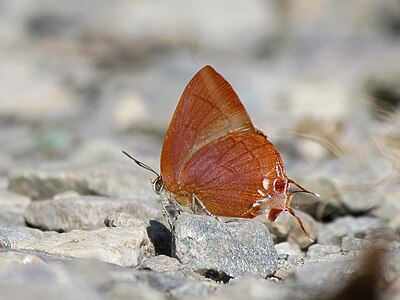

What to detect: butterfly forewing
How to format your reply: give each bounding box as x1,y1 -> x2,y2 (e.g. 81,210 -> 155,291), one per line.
161,66 -> 255,191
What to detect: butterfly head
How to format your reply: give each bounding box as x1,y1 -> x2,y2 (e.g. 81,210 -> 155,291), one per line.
152,176 -> 164,195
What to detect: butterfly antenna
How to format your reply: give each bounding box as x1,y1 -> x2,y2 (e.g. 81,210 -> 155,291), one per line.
122,151 -> 160,177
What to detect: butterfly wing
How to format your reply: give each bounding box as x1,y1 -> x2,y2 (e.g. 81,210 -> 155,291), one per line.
179,130 -> 287,217
161,66 -> 255,191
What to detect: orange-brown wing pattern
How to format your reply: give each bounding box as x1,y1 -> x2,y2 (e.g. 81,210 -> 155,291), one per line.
178,131 -> 287,217
161,66 -> 255,192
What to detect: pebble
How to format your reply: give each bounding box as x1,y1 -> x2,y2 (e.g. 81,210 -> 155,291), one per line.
289,251 -> 361,296
0,190 -> 31,227
12,224 -> 155,267
275,242 -> 305,264
339,188 -> 384,215
0,251 -> 45,269
306,244 -> 341,259
172,214 -> 278,279
138,255 -> 182,273
209,275 -> 294,300
317,216 -> 386,246
24,193 -> 161,232
0,226 -> 57,248
105,212 -> 172,256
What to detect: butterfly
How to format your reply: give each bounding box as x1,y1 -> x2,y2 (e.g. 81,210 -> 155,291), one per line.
124,65 -> 317,236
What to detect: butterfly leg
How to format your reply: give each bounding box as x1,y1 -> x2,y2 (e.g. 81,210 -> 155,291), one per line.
160,198 -> 173,228
192,194 -> 221,222
159,189 -> 185,227
171,199 -> 182,216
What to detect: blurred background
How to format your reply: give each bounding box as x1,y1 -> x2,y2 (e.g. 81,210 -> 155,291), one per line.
0,0 -> 399,202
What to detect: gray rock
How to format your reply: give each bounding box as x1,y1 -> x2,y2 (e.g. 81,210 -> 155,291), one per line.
0,251 -> 45,269
13,223 -> 155,267
104,282 -> 165,300
24,193 -> 162,232
172,214 -> 278,278
275,242 -> 305,264
138,255 -> 182,273
209,275 -> 294,300
0,212 -> 26,227
134,270 -> 211,298
342,235 -> 400,253
289,251 -> 361,294
0,283 -> 103,300
0,190 -> 31,213
105,213 -> 172,256
341,236 -> 373,252
0,226 -> 57,248
306,244 -> 341,259
8,162 -> 159,202
0,190 -> 31,227
317,216 -> 386,245
273,258 -> 299,281
373,188 -> 400,226
0,261 -> 104,300
339,188 -> 383,215
105,211 -> 157,228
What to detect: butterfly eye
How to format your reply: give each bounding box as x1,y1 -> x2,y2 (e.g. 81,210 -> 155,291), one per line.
153,177 -> 164,195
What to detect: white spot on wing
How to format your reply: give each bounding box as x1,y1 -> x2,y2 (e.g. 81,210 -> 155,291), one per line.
257,189 -> 265,196
262,178 -> 269,190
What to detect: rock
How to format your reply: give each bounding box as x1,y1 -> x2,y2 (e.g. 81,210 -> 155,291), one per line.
24,193 -> 162,232
105,211 -> 156,228
0,281 -> 103,300
0,226 -> 57,248
341,237 -> 373,253
7,162 -> 159,202
0,190 -> 31,227
342,235 -> 400,253
0,262 -> 104,300
317,216 -> 386,246
289,251 -> 362,296
135,270 -> 211,298
13,224 -> 155,267
273,258 -> 300,281
339,188 -> 383,215
104,282 -> 165,300
172,214 -> 278,279
301,248 -> 388,300
0,190 -> 31,213
0,251 -> 45,269
373,188 -> 400,227
306,244 -> 341,259
0,212 -> 26,227
275,242 -> 304,264
105,213 -> 172,256
138,255 -> 182,273
209,275 -> 294,300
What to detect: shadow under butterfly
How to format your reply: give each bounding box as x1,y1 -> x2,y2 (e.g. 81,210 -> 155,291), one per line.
124,65 -> 318,237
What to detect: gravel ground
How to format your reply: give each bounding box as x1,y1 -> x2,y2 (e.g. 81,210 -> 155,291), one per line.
0,1 -> 400,299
